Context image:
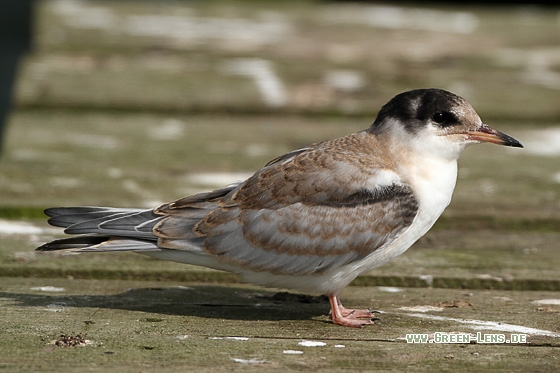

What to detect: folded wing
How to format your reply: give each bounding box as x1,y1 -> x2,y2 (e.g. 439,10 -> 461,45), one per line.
38,134 -> 419,276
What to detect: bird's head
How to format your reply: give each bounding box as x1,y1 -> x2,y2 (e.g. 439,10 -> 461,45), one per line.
369,89 -> 523,160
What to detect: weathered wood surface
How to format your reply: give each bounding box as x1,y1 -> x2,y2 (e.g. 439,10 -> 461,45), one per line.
0,1 -> 559,371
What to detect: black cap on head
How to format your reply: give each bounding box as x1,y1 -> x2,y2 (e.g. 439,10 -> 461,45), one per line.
370,89 -> 468,133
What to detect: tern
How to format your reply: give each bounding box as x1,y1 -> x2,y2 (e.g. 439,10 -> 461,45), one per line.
38,89 -> 523,327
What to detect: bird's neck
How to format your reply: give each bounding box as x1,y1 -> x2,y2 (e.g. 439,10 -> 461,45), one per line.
409,156 -> 458,208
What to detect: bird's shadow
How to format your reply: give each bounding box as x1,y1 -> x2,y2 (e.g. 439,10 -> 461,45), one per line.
0,285 -> 330,322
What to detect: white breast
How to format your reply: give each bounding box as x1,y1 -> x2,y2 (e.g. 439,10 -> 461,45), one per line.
408,157 -> 458,230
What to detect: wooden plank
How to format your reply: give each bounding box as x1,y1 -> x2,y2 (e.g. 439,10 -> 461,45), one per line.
11,1 -> 560,120
0,277 -> 558,372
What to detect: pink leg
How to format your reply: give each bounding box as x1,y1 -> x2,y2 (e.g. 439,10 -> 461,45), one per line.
328,294 -> 377,328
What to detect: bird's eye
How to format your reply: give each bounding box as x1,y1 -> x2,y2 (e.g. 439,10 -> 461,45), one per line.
432,111 -> 456,126
433,112 -> 446,123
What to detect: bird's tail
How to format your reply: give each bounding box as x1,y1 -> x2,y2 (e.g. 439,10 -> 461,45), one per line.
36,207 -> 163,253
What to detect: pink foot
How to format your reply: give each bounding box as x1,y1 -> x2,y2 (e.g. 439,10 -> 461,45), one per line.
339,306 -> 377,319
328,294 -> 378,328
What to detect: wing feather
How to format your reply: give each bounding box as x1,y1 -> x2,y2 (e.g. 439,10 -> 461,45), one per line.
189,185 -> 418,275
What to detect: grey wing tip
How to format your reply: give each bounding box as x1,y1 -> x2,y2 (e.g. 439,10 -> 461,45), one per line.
36,235 -> 111,251
44,206 -> 104,220
45,206 -> 110,217
44,207 -> 64,218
